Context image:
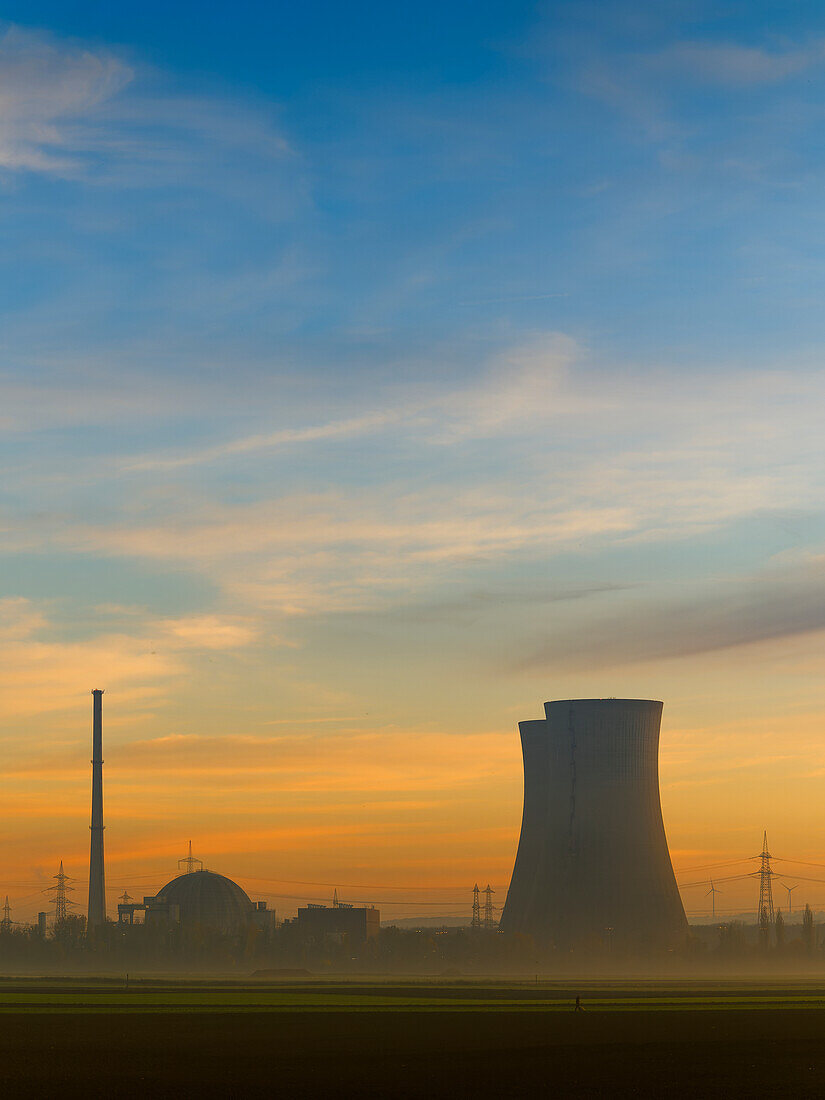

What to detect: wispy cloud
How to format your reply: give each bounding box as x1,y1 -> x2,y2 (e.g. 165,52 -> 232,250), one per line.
123,412 -> 398,472
5,334 -> 825,618
155,614 -> 260,650
0,23 -> 294,192
567,23 -> 825,193
58,488 -> 634,613
0,726 -> 515,791
0,600 -> 261,718
656,40 -> 825,87
0,602 -> 179,718
516,553 -> 825,671
111,728 -> 515,791
0,25 -> 131,173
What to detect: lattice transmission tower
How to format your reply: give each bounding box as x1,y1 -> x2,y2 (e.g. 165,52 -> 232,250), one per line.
483,884 -> 496,929
49,861 -> 74,926
757,830 -> 775,946
1,896 -> 10,932
471,883 -> 481,929
178,841 -> 203,875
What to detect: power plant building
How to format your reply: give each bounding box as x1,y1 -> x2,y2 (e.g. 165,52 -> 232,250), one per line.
297,899 -> 380,945
500,698 -> 687,950
118,862 -> 275,935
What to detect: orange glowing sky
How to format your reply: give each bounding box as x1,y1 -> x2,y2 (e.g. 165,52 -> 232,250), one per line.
4,632 -> 825,923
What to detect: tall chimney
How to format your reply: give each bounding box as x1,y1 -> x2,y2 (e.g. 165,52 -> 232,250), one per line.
87,689 -> 106,930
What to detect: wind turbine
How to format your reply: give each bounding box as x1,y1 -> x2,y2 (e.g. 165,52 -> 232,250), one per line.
706,880 -> 722,919
783,883 -> 798,915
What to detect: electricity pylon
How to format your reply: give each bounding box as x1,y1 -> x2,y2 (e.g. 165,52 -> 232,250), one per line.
483,884 -> 495,929
756,831 -> 775,947
48,861 -> 74,926
178,841 -> 203,875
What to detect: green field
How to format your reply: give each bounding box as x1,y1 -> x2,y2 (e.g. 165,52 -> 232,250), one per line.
3,976 -> 825,1012
2,980 -> 825,1096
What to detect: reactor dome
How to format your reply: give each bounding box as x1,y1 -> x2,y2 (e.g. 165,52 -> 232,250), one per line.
155,869 -> 254,935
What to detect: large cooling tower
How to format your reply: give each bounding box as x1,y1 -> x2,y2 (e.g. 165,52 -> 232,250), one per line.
500,699 -> 687,949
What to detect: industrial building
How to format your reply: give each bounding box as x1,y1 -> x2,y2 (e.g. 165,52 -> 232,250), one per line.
118,848 -> 275,936
297,894 -> 379,945
500,698 -> 687,950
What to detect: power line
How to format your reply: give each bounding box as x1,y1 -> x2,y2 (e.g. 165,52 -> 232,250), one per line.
247,888 -> 469,906
684,906 -> 806,916
17,849 -> 825,922
237,874 -> 481,892
766,872 -> 825,886
96,871 -> 492,893
678,872 -> 756,889
673,857 -> 758,874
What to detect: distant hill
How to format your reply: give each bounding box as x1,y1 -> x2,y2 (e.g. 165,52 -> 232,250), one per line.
383,917 -> 471,930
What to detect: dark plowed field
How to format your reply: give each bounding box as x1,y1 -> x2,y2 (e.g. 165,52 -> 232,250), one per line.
2,1005 -> 825,1097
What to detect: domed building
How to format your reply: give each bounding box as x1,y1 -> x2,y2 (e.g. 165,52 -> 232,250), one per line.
117,846 -> 275,936
155,870 -> 254,935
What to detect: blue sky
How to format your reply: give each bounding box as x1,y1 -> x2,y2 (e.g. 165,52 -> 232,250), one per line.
10,0 -> 825,375
4,1 -> 825,916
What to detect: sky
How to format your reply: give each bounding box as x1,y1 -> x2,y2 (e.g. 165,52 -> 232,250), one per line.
3,0 -> 825,922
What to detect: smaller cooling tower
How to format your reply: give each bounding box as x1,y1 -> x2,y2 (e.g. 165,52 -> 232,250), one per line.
500,699 -> 687,949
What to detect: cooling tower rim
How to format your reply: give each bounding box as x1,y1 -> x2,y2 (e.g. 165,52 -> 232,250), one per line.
544,697 -> 663,707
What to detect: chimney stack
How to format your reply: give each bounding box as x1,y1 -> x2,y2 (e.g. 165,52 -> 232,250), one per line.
87,689 -> 106,930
